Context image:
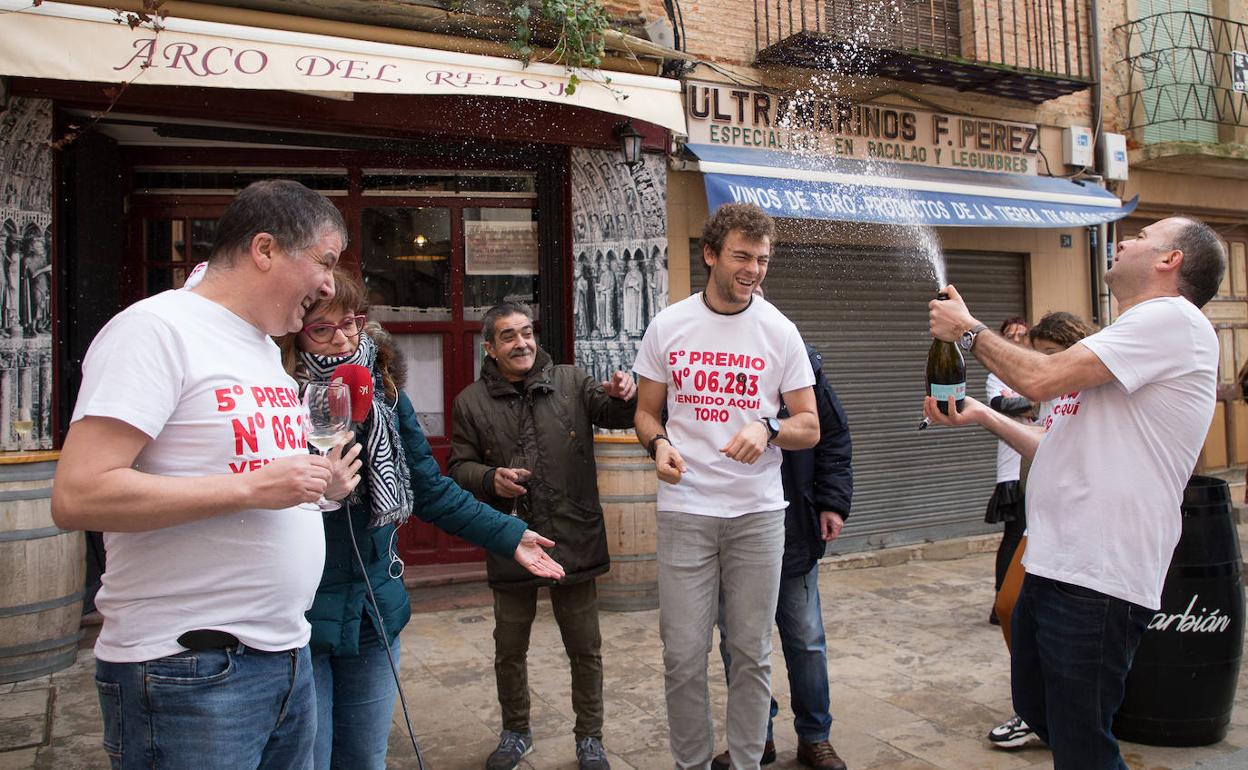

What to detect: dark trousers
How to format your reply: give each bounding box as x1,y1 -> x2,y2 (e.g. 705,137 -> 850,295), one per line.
492,579 -> 604,740
1011,574 -> 1152,770
994,512 -> 1027,593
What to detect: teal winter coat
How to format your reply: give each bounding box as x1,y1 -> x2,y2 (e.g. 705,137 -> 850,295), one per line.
307,392 -> 526,656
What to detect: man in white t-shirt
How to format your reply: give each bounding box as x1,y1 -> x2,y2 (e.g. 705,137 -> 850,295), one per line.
52,180 -> 361,770
634,203 -> 819,770
923,216 -> 1226,770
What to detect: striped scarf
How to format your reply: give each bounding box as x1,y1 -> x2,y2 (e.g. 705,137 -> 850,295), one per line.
297,333 -> 413,528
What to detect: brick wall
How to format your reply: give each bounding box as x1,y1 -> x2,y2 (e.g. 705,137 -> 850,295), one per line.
616,0 -> 1105,132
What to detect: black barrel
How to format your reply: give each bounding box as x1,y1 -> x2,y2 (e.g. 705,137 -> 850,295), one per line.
1113,475 -> 1244,746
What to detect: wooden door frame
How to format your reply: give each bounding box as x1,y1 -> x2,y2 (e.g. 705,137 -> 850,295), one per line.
120,148 -> 572,565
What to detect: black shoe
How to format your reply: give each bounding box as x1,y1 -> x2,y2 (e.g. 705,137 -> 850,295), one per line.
576,736 -> 610,770
485,729 -> 533,770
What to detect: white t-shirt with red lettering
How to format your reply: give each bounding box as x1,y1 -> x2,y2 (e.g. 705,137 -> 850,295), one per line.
72,289 -> 325,663
633,293 -> 814,517
1024,296 -> 1218,609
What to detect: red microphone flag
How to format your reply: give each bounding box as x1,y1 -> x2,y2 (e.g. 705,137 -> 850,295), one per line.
331,364 -> 374,423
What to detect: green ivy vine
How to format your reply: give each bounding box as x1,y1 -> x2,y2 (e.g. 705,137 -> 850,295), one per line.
506,0 -> 612,94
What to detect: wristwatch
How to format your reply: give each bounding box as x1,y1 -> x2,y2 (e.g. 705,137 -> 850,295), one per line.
760,416 -> 781,443
646,434 -> 670,460
958,323 -> 989,353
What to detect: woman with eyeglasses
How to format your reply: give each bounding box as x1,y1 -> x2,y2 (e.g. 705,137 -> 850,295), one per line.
278,267 -> 564,770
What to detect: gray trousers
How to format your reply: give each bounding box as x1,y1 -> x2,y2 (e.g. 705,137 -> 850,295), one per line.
657,509 -> 785,770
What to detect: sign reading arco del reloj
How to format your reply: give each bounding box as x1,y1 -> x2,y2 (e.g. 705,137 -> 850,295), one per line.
685,81 -> 1041,176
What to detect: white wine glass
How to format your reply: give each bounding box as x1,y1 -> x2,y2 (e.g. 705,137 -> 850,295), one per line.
509,446 -> 535,517
302,381 -> 351,512
12,405 -> 33,446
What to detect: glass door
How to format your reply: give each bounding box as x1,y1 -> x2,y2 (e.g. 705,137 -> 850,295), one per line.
143,217 -> 219,294
359,196 -> 538,564
126,169 -> 542,567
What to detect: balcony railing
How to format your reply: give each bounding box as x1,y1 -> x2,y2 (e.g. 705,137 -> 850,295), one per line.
1116,11 -> 1248,142
754,0 -> 1095,103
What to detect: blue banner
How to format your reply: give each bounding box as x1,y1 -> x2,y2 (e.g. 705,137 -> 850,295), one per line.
703,172 -> 1137,228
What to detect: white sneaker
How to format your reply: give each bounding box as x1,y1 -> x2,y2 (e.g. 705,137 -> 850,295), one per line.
988,714 -> 1041,749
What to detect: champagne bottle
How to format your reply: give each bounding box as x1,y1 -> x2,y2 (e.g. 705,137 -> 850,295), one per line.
926,293 -> 966,415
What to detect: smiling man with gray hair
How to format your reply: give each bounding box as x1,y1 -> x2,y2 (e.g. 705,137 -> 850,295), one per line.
449,301 -> 637,770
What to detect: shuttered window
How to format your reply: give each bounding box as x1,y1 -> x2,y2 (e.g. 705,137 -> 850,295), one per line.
1137,0 -> 1220,145
822,0 -> 960,55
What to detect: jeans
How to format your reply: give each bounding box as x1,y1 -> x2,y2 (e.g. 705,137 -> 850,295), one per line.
492,578 -> 604,740
658,509 -> 785,770
718,564 -> 832,744
311,632 -> 400,770
1011,574 -> 1152,770
95,644 -> 315,770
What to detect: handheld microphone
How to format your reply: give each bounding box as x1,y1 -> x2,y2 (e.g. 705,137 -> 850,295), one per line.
331,363 -> 374,423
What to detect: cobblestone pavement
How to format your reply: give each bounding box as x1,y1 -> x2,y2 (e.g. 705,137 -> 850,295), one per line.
4,535 -> 1246,770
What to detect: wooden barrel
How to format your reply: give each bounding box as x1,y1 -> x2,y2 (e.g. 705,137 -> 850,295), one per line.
0,454 -> 83,684
594,436 -> 658,612
1113,475 -> 1244,746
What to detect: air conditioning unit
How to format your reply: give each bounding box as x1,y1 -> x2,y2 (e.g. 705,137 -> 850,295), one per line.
1062,126 -> 1094,167
1102,133 -> 1129,181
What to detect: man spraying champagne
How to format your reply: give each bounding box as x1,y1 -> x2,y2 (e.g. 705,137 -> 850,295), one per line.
922,216 -> 1226,770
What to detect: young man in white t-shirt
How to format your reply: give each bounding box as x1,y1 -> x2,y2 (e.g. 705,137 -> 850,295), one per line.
52,180 -> 361,770
923,216 -> 1226,770
634,203 -> 820,770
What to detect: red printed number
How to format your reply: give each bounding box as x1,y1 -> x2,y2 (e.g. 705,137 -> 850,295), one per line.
214,388 -> 236,412
270,414 -> 305,450
692,370 -> 759,396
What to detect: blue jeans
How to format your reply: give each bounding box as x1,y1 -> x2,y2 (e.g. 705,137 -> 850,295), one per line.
719,564 -> 832,743
95,644 -> 316,770
1011,574 -> 1152,770
311,633 -> 400,770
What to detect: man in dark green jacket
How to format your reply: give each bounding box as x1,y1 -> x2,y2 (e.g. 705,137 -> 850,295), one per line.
450,302 -> 637,770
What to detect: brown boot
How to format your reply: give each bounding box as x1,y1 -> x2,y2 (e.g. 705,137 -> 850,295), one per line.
710,740 -> 777,770
797,740 -> 847,770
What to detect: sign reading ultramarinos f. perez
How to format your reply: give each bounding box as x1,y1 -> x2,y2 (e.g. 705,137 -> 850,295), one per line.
686,81 -> 1040,176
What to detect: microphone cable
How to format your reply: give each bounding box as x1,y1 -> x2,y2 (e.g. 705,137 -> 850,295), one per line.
343,499 -> 427,770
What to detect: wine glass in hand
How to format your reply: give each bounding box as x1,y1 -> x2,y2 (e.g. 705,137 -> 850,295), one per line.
303,381 -> 351,511
508,446 -> 535,517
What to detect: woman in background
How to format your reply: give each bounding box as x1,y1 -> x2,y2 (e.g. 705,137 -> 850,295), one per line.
987,311 -> 1098,752
984,316 -> 1032,625
279,267 -> 563,770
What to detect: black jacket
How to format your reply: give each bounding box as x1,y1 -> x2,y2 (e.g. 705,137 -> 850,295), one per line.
448,347 -> 636,589
778,345 -> 853,578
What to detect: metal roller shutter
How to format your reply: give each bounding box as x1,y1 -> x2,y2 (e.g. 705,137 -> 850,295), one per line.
691,242 -> 1027,551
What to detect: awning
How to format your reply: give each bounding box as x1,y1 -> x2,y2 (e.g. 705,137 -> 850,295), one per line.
684,144 -> 1136,228
0,1 -> 686,134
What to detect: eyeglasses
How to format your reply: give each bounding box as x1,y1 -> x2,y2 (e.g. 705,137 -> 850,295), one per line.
301,315 -> 366,343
